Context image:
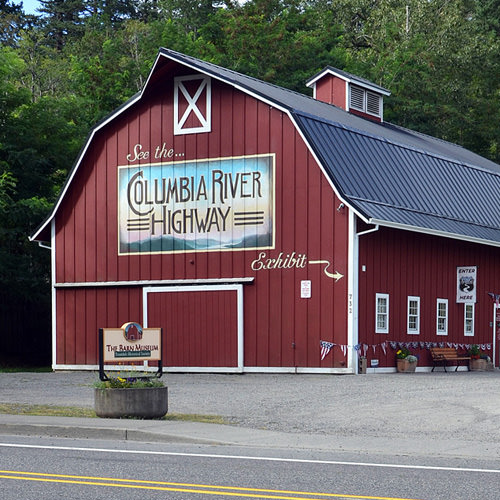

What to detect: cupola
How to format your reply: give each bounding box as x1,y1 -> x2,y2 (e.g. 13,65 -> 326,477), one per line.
306,66 -> 390,123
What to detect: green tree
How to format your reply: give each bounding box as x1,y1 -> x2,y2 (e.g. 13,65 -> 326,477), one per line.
198,0 -> 345,92
157,0 -> 229,36
38,0 -> 85,50
0,0 -> 25,46
17,28 -> 71,100
0,48 -> 56,365
474,0 -> 500,35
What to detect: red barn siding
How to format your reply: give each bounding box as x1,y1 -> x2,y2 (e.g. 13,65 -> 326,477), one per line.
314,76 -> 346,108
55,287 -> 143,366
53,67 -> 350,369
358,226 -> 499,368
147,288 -> 238,367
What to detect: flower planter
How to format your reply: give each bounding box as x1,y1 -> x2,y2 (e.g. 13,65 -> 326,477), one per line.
469,358 -> 487,371
397,358 -> 417,373
94,386 -> 168,418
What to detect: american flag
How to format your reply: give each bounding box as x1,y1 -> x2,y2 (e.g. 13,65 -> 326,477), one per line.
320,341 -> 335,360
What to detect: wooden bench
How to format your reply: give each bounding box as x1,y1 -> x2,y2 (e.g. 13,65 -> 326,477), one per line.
430,347 -> 470,372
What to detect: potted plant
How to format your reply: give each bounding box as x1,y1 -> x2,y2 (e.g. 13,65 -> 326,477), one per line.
468,345 -> 486,371
469,345 -> 485,371
94,373 -> 168,418
469,344 -> 480,359
396,348 -> 418,373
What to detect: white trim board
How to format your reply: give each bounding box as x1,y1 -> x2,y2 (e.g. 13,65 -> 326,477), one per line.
52,364 -> 354,374
54,278 -> 254,288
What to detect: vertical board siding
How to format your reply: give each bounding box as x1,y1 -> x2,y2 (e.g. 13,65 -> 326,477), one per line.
54,68 -> 349,368
315,76 -> 346,108
359,226 -> 500,368
55,287 -> 143,365
147,289 -> 238,367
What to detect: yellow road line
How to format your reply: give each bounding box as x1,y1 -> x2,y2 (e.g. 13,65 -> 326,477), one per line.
0,470 -> 422,500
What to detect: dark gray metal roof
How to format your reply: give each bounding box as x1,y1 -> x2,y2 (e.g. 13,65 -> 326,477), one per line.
294,113 -> 500,244
162,49 -> 500,246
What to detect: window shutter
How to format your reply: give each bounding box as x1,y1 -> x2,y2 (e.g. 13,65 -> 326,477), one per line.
366,91 -> 380,116
350,85 -> 364,111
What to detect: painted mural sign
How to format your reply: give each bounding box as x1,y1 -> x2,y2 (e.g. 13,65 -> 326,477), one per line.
118,154 -> 275,254
456,266 -> 477,303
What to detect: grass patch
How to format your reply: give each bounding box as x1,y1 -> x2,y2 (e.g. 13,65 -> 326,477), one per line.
163,413 -> 227,424
0,403 -> 227,424
0,403 -> 96,418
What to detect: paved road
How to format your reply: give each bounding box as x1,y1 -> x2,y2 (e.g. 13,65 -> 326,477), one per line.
2,437 -> 496,500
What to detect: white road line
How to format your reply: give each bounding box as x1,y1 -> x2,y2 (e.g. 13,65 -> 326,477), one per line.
0,442 -> 499,474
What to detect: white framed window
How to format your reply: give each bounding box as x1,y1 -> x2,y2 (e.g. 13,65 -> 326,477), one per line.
375,293 -> 389,334
407,296 -> 420,335
436,299 -> 448,336
464,303 -> 475,336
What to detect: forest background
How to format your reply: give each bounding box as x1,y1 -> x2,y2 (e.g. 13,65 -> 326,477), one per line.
1,0 -> 499,365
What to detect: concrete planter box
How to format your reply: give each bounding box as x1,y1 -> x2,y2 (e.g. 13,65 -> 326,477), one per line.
94,386 -> 168,419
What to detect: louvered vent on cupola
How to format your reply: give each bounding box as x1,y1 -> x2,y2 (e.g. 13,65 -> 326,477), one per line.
306,67 -> 390,123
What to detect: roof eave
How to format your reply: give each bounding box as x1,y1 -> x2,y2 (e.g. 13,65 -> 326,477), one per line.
368,218 -> 500,248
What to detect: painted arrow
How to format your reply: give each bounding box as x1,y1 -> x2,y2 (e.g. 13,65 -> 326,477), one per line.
308,260 -> 344,281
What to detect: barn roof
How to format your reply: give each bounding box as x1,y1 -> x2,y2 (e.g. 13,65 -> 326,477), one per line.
32,48 -> 500,247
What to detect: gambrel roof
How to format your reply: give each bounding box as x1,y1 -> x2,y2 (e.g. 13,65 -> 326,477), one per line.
32,48 -> 500,247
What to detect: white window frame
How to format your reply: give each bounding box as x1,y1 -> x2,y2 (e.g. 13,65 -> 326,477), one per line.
375,293 -> 389,334
464,303 -> 475,337
436,298 -> 448,336
174,75 -> 211,135
349,84 -> 382,118
407,296 -> 420,335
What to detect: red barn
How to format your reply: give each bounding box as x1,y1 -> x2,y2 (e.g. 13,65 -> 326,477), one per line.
31,49 -> 500,373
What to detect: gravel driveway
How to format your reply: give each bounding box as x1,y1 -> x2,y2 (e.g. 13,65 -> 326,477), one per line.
1,370 -> 499,444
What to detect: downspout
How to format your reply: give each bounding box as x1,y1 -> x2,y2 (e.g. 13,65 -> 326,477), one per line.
357,224 -> 379,238
50,220 -> 56,370
351,222 -> 379,373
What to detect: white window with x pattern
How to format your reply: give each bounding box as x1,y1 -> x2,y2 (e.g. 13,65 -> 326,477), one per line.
174,74 -> 211,135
